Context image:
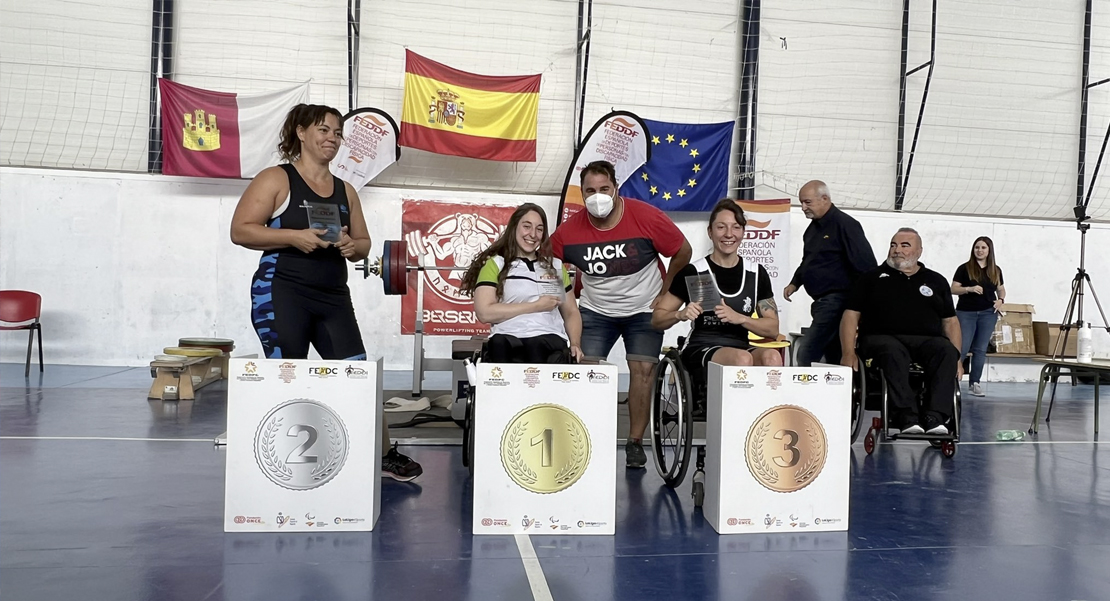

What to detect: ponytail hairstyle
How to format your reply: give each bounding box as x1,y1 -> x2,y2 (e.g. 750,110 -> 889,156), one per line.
278,104 -> 343,162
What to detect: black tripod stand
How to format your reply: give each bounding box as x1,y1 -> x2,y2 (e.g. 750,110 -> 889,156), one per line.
1042,209 -> 1110,423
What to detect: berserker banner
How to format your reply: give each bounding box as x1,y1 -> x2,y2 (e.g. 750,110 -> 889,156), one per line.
401,200 -> 516,335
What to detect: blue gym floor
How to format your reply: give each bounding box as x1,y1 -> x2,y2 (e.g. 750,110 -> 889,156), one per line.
1,363 -> 1107,601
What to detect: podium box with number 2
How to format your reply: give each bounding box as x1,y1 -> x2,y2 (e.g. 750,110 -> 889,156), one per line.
703,363 -> 851,534
224,358 -> 383,533
472,362 -> 618,535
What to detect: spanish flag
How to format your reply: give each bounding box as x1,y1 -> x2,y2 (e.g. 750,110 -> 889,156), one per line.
400,50 -> 540,162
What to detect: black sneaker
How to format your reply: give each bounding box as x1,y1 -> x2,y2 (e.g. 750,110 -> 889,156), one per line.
382,445 -> 423,482
924,414 -> 949,436
625,439 -> 647,469
892,412 -> 923,435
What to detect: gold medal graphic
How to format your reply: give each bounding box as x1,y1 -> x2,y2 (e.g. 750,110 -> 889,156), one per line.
745,405 -> 827,493
500,404 -> 591,494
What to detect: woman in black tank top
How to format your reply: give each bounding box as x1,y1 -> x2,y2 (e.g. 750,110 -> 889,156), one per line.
230,104 -> 422,482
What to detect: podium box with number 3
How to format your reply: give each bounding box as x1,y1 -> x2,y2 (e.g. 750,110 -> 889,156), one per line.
472,362 -> 618,535
703,363 -> 851,534
224,358 -> 383,533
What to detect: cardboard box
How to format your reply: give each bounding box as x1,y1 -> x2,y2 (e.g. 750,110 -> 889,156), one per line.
1033,321 -> 1078,357
990,304 -> 1035,354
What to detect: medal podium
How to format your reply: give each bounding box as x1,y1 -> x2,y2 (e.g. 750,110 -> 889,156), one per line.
703,363 -> 851,534
471,362 -> 618,535
224,358 -> 383,532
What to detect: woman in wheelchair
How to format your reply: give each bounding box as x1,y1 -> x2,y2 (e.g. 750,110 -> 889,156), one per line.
651,199 -> 783,395
459,203 -> 584,364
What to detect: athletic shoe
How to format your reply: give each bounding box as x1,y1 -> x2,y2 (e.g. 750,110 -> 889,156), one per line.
891,412 -> 922,435
625,439 -> 647,469
924,414 -> 949,436
382,446 -> 423,482
900,424 -> 925,435
970,383 -> 985,397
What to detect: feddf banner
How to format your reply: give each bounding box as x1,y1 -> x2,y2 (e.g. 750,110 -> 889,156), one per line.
330,108 -> 401,189
401,200 -> 516,336
556,111 -> 651,225
738,198 -> 791,323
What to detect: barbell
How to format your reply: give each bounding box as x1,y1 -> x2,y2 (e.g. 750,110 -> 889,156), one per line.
356,239 -> 461,296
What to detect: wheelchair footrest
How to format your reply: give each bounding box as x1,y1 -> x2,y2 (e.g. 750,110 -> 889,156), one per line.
890,432 -> 958,442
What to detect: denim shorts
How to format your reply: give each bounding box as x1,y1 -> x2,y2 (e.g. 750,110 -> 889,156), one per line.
579,307 -> 664,364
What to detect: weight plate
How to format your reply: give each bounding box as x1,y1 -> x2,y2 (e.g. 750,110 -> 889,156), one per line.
391,239 -> 408,296
381,240 -> 393,295
178,337 -> 235,352
163,346 -> 222,357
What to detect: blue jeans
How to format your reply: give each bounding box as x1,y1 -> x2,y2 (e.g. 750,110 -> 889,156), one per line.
579,307 -> 664,363
797,292 -> 848,367
957,309 -> 998,385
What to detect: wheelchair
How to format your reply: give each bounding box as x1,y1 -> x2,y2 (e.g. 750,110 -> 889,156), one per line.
851,357 -> 962,458
458,340 -> 576,476
649,337 -> 789,508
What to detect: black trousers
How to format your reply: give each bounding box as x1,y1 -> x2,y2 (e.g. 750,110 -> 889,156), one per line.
484,333 -> 571,364
859,334 -> 958,421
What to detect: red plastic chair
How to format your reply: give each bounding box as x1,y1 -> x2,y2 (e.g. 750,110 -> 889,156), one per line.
0,290 -> 43,377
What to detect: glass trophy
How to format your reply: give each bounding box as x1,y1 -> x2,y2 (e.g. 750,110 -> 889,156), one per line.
303,201 -> 342,243
685,273 -> 722,309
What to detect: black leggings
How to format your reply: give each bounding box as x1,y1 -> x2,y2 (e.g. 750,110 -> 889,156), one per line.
484,334 -> 571,364
252,278 -> 366,360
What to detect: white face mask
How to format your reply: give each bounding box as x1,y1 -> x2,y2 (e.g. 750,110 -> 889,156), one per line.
584,193 -> 614,219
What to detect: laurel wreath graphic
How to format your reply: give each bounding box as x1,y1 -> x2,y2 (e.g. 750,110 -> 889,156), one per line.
794,423 -> 824,485
505,420 -> 538,485
554,422 -> 587,486
748,421 -> 779,484
310,417 -> 344,481
260,416 -> 293,481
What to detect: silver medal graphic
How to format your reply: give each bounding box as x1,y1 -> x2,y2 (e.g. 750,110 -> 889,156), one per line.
254,399 -> 349,490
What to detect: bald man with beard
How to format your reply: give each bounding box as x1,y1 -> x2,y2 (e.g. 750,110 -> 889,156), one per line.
784,180 -> 877,366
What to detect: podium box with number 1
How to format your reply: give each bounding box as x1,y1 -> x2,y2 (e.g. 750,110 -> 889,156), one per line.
224,358 -> 383,533
703,363 -> 851,534
472,362 -> 618,535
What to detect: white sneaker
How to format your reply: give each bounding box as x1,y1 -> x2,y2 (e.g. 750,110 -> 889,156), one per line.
901,424 -> 925,435
383,396 -> 431,413
970,383 -> 985,397
925,424 -> 949,436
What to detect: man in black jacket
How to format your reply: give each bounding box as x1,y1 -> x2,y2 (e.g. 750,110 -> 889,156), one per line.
839,228 -> 964,435
784,181 -> 877,366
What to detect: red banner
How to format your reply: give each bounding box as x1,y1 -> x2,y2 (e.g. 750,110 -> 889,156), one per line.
401,200 -> 516,335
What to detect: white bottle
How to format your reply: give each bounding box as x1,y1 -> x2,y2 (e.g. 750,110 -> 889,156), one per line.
1077,322 -> 1093,364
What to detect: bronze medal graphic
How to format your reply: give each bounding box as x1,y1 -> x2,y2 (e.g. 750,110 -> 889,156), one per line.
500,404 -> 591,494
745,405 -> 827,493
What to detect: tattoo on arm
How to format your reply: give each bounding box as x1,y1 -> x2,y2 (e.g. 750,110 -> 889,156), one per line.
757,298 -> 778,318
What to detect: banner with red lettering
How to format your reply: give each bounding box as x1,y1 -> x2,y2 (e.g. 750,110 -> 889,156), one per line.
556,111 -> 651,225
737,198 -> 791,323
401,200 -> 516,335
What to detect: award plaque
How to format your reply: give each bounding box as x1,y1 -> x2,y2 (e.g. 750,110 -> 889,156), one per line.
303,201 -> 342,243
685,273 -> 722,309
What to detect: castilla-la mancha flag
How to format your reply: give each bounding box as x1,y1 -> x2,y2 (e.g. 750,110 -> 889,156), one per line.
158,79 -> 310,178
400,50 -> 541,162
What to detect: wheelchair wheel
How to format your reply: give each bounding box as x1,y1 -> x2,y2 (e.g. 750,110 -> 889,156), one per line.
461,389 -> 475,475
941,441 -> 957,458
651,349 -> 693,488
850,364 -> 867,444
692,481 -> 705,508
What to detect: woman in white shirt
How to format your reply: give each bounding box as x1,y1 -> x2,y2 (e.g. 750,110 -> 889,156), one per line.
460,203 -> 583,363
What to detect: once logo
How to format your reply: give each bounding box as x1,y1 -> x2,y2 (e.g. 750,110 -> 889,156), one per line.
234,515 -> 246,524
481,518 -> 493,527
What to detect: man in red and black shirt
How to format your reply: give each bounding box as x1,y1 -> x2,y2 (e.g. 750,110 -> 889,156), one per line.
551,160 -> 692,469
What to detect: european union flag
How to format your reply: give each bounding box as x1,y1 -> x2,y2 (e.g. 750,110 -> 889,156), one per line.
619,119 -> 733,212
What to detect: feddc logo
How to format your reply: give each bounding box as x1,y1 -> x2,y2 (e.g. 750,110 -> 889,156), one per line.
792,373 -> 820,385
824,372 -> 845,385
309,366 -> 339,378
587,370 -> 609,384
730,369 -> 754,389
345,365 -> 368,379
552,371 -> 581,383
